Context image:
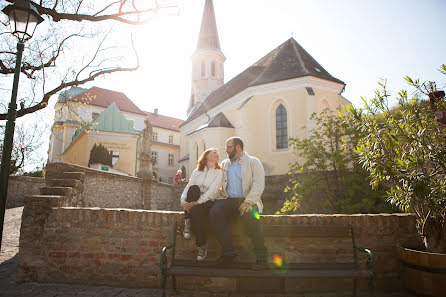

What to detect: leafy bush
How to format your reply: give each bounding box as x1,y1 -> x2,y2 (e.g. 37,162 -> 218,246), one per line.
279,108 -> 392,214
345,65 -> 446,253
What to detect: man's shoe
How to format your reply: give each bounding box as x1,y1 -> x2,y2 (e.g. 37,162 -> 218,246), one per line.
183,219 -> 191,239
215,254 -> 237,267
197,244 -> 207,261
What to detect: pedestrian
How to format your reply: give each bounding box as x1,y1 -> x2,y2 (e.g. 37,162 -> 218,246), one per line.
174,169 -> 183,184
210,136 -> 268,270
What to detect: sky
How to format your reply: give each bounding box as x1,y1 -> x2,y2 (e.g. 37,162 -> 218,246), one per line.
91,0 -> 446,120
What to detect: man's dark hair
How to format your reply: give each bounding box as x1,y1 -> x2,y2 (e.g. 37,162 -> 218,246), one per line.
228,136 -> 244,150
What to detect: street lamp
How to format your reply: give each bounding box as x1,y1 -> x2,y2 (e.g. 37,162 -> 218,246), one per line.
0,0 -> 43,249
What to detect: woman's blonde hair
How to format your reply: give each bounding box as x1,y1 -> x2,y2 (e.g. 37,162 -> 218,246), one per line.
197,148 -> 221,171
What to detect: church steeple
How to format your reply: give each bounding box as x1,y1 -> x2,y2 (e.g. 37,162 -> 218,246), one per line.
188,0 -> 225,116
197,0 -> 221,50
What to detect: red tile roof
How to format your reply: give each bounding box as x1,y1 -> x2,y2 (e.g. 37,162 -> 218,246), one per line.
68,87 -> 145,115
144,111 -> 184,131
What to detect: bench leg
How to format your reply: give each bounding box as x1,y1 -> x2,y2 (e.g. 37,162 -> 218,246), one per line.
161,275 -> 167,297
172,275 -> 177,292
369,275 -> 376,297
353,279 -> 357,297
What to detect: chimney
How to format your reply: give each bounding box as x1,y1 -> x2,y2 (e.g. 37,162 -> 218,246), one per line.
154,108 -> 158,115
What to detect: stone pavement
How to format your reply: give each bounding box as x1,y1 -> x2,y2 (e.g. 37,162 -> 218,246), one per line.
0,207 -> 408,297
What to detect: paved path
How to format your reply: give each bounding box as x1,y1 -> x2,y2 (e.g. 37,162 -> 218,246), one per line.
1,207 -> 407,297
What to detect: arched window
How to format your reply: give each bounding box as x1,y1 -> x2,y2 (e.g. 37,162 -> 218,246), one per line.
181,165 -> 186,179
203,142 -> 206,151
276,104 -> 288,149
201,61 -> 205,77
211,61 -> 215,76
196,145 -> 199,161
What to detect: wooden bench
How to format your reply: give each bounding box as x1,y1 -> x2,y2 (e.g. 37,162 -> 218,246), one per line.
160,221 -> 376,297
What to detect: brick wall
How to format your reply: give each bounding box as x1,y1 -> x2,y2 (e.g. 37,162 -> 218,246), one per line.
6,176 -> 45,208
18,196 -> 420,295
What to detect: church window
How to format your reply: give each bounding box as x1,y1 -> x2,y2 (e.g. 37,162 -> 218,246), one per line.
201,61 -> 205,77
203,142 -> 206,151
276,104 -> 288,149
196,145 -> 199,161
211,61 -> 215,76
168,154 -> 174,166
152,151 -> 158,164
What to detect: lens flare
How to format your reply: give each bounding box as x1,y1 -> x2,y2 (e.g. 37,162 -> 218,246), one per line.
252,210 -> 260,220
273,254 -> 283,267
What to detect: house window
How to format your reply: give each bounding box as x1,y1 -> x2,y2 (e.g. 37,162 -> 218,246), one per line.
211,61 -> 215,76
169,135 -> 174,144
276,104 -> 288,149
168,177 -> 174,185
152,151 -> 158,164
92,112 -> 100,120
201,61 -> 205,77
168,154 -> 174,166
152,132 -> 158,141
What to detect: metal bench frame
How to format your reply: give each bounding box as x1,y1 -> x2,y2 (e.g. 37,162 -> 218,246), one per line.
160,221 -> 375,297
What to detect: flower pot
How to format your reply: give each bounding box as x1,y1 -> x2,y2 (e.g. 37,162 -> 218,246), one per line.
397,245 -> 446,297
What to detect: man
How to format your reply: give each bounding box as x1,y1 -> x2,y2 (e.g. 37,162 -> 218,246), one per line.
209,136 -> 268,270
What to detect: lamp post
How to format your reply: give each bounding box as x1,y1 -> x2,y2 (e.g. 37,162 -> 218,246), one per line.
0,0 -> 43,249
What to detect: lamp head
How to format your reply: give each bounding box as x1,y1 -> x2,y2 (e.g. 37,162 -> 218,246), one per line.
2,0 -> 44,42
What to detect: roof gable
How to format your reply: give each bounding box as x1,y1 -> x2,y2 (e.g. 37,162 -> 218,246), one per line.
93,103 -> 138,134
182,38 -> 344,126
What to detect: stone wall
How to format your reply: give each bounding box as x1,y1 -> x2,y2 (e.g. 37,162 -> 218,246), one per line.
45,162 -> 182,210
6,176 -> 45,208
18,196 -> 421,295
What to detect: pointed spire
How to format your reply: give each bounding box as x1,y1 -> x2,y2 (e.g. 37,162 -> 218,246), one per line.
196,0 -> 221,50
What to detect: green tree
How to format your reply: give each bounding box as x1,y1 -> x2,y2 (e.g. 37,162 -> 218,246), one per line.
88,143 -> 112,167
280,108 -> 391,214
345,65 -> 446,253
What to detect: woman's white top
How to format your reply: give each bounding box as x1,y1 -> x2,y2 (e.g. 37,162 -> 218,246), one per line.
180,166 -> 223,204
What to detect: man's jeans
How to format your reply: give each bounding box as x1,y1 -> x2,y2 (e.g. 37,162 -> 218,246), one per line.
210,199 -> 267,262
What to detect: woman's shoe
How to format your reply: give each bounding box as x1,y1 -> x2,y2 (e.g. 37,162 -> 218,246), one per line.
183,219 -> 191,239
197,244 -> 207,261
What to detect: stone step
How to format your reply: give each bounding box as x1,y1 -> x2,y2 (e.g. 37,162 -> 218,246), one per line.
46,171 -> 85,182
24,195 -> 71,207
40,186 -> 73,196
47,179 -> 81,188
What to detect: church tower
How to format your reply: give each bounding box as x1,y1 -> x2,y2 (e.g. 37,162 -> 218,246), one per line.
188,0 -> 225,115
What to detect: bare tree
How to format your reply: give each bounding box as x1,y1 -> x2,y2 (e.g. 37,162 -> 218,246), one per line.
0,0 -> 178,120
0,120 -> 46,174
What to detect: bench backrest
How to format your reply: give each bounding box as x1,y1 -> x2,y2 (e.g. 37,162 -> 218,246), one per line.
172,221 -> 359,266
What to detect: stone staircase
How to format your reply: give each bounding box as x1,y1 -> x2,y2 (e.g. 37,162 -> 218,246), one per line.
39,170 -> 86,207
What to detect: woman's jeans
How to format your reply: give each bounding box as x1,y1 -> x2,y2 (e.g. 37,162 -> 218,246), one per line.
185,201 -> 213,247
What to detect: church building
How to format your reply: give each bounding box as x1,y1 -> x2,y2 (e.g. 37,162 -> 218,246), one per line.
179,0 -> 350,178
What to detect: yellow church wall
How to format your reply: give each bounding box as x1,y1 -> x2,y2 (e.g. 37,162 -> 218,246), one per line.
62,131 -> 138,176
62,133 -> 89,167
220,87 -> 349,176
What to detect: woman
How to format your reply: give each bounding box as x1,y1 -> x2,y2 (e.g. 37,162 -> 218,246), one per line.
180,148 -> 223,261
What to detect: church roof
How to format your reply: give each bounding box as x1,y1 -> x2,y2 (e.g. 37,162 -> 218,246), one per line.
71,103 -> 138,143
92,103 -> 138,134
67,87 -> 145,115
182,38 -> 344,126
196,0 -> 221,50
207,112 -> 234,128
144,111 -> 184,131
57,86 -> 87,103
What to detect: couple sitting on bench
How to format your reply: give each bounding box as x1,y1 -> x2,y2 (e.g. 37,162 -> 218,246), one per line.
180,136 -> 268,270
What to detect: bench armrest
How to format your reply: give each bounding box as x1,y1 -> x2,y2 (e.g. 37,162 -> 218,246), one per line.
355,247 -> 376,274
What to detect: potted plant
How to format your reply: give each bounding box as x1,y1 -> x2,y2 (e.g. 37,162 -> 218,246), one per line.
345,65 -> 446,296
